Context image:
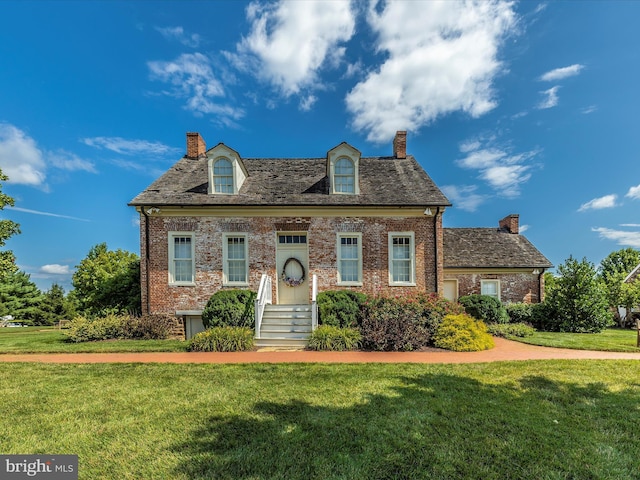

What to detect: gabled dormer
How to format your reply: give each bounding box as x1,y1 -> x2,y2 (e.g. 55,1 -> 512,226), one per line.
207,143 -> 247,195
327,142 -> 361,195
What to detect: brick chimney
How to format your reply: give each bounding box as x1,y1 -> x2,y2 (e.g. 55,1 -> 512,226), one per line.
499,214 -> 520,234
186,132 -> 206,159
393,131 -> 407,159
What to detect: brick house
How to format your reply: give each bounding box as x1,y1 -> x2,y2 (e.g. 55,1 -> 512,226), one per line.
129,131 -> 551,343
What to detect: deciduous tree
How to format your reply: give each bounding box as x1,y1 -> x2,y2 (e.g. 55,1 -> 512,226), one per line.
0,168 -> 20,276
72,243 -> 141,315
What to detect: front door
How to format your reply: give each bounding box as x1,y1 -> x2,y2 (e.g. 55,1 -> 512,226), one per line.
276,233 -> 309,304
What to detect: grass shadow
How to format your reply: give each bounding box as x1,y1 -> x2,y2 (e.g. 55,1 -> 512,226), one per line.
172,371 -> 640,479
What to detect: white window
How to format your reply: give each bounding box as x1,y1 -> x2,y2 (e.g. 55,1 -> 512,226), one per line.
334,157 -> 355,193
337,233 -> 362,285
223,234 -> 248,285
388,232 -> 415,285
481,280 -> 500,300
213,158 -> 234,194
169,232 -> 195,285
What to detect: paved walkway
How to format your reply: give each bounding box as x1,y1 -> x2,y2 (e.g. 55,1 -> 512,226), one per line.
0,338 -> 639,364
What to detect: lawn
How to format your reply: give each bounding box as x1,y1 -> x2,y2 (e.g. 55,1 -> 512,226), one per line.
2,361 -> 640,479
513,327 -> 640,352
0,326 -> 187,353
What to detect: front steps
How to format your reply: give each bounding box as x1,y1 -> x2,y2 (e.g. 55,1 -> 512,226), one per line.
255,304 -> 312,348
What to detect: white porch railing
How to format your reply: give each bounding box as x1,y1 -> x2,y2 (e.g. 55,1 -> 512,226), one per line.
255,274 -> 272,339
311,274 -> 318,331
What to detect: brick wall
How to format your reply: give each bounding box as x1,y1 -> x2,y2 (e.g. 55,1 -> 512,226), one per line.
139,213 -> 440,314
444,271 -> 543,304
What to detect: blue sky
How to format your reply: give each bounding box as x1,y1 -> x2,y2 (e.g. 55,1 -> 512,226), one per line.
1,1 -> 640,292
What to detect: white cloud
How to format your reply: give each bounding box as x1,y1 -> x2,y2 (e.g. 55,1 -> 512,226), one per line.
0,123 -> 46,186
578,194 -> 618,212
48,150 -> 96,173
537,86 -> 560,109
441,184 -> 489,212
592,227 -> 640,248
7,206 -> 90,222
82,136 -> 178,156
40,264 -> 70,275
519,224 -> 530,233
581,105 -> 597,114
621,224 -> 640,227
539,64 -> 584,82
148,53 -> 244,124
155,26 -> 202,48
346,0 -> 517,143
231,0 -> 356,97
456,138 -> 539,197
625,184 -> 640,200
299,95 -> 317,112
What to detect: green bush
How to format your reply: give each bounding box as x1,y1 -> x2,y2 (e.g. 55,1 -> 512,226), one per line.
506,303 -> 533,324
459,294 -> 509,324
433,313 -> 494,352
123,314 -> 176,340
529,302 -> 559,331
64,314 -> 129,342
317,290 -> 368,328
187,327 -> 254,352
308,325 -> 361,351
202,289 -> 257,329
487,322 -> 535,338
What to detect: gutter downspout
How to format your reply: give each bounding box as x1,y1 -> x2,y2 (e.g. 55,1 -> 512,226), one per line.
434,207 -> 441,295
141,207 -> 151,315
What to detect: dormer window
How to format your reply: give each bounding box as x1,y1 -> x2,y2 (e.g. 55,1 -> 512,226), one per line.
207,143 -> 247,195
334,158 -> 355,193
213,158 -> 234,194
327,142 -> 360,195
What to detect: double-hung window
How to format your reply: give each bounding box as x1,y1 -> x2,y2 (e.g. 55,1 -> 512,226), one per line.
213,158 -> 234,194
223,234 -> 248,285
388,232 -> 415,285
334,157 -> 355,193
481,280 -> 500,300
169,232 -> 195,285
337,233 -> 362,285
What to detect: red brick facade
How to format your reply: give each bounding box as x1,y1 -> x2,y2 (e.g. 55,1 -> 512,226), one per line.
140,212 -> 441,315
444,271 -> 544,304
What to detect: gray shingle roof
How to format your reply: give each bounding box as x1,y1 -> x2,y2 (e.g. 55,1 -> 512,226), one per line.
129,155 -> 450,207
444,228 -> 552,269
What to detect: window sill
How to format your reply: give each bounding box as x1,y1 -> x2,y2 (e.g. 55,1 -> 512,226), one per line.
169,282 -> 196,287
337,282 -> 363,287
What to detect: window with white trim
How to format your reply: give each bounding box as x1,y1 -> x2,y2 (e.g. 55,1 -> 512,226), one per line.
388,232 -> 415,285
169,232 -> 195,285
337,233 -> 362,285
223,234 -> 248,285
334,157 -> 355,193
481,280 -> 500,300
213,158 -> 234,194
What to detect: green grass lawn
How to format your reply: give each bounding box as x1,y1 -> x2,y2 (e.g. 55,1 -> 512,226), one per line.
513,328 -> 640,352
0,326 -> 187,353
1,361 -> 640,479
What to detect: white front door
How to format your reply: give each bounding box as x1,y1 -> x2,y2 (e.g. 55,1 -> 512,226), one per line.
276,233 -> 309,304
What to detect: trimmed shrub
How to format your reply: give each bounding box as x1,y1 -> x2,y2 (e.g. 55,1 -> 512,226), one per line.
360,296 -> 429,351
506,303 -> 533,324
412,292 -> 466,339
487,322 -> 535,338
317,290 -> 368,328
529,302 -> 561,332
433,313 -> 494,352
459,294 -> 509,324
123,314 -> 175,340
187,327 -> 254,352
202,289 -> 257,329
64,314 -> 128,342
308,325 -> 361,351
